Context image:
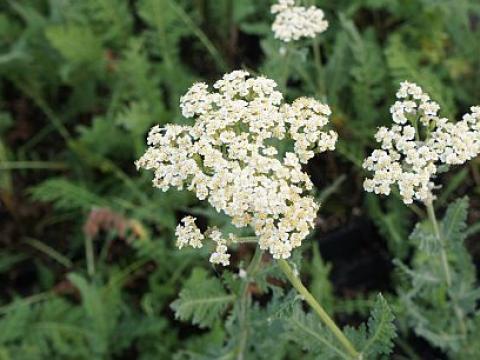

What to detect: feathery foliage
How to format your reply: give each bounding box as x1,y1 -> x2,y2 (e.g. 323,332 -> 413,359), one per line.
171,268 -> 235,328
396,197 -> 480,356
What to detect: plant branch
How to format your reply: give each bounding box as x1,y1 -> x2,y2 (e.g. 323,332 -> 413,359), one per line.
234,236 -> 258,244
278,259 -> 361,359
312,38 -> 325,99
85,236 -> 95,277
24,237 -> 73,268
0,161 -> 67,170
236,247 -> 263,360
169,0 -> 228,72
425,199 -> 467,337
425,200 -> 451,286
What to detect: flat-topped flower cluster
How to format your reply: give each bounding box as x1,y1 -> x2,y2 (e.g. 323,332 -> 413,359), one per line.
137,70 -> 337,263
364,81 -> 480,204
271,0 -> 328,42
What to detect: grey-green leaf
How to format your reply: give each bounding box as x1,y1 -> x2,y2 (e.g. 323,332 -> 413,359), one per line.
170,268 -> 235,328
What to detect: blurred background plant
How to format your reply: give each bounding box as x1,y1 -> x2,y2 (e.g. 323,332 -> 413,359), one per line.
0,0 -> 479,359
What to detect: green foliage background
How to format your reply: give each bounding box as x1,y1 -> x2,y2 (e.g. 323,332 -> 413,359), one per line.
0,0 -> 479,358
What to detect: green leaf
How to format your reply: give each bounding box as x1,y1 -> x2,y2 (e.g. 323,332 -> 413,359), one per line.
385,35 -> 455,118
80,0 -> 133,46
441,196 -> 468,244
340,14 -> 386,128
0,112 -> 13,134
307,245 -> 334,313
361,294 -> 396,358
286,305 -> 348,360
68,273 -> 124,355
0,251 -> 27,274
29,178 -> 105,211
366,195 -> 411,259
410,220 -> 441,254
115,101 -> 156,136
45,25 -> 103,65
0,297 -> 92,359
170,268 -> 235,328
77,116 -> 128,157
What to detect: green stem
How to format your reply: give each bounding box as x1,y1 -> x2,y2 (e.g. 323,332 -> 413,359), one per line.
12,80 -> 148,206
292,61 -> 318,94
0,291 -> 53,315
280,45 -> 291,92
14,81 -> 71,142
236,247 -> 263,360
425,200 -> 467,337
425,200 -> 451,286
85,236 -> 95,277
0,161 -> 67,170
169,0 -> 228,72
24,237 -> 73,268
413,116 -> 420,141
312,38 -> 325,99
278,259 -> 361,359
234,236 -> 258,244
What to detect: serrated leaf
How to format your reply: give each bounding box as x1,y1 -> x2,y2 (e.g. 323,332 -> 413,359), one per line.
29,178 -> 105,211
385,35 -> 456,118
68,273 -> 110,353
77,116 -> 128,157
307,245 -> 334,313
45,25 -> 103,64
410,220 -> 441,254
366,195 -> 411,259
340,14 -> 386,129
441,197 -> 468,244
115,101 -> 156,136
286,305 -> 348,360
170,268 -> 235,328
361,294 -> 396,358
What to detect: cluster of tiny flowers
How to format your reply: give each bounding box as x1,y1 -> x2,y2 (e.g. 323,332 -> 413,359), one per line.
137,70 -> 337,263
363,81 -> 480,204
175,216 -> 204,249
271,0 -> 328,42
208,229 -> 232,266
175,218 -> 231,265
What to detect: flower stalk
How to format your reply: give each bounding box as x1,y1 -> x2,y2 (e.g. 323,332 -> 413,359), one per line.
85,235 -> 95,277
236,247 -> 264,360
425,199 -> 451,286
312,37 -> 325,99
278,259 -> 361,359
426,199 -> 468,337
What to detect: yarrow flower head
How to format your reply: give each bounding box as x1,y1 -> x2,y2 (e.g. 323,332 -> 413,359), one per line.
137,70 -> 337,264
271,0 -> 328,42
363,81 -> 480,204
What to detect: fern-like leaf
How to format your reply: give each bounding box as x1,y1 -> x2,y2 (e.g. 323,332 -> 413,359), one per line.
170,268 -> 235,328
45,25 -> 103,65
29,178 -> 105,211
366,195 -> 411,259
409,220 -> 441,254
285,305 -> 349,359
441,196 -> 468,244
385,35 -> 455,118
361,294 -> 396,358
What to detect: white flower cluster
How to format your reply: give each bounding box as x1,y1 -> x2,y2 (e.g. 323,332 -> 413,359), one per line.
208,228 -> 232,266
175,216 -> 203,249
174,218 -> 231,266
137,70 -> 337,263
364,81 -> 480,204
271,0 -> 328,42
